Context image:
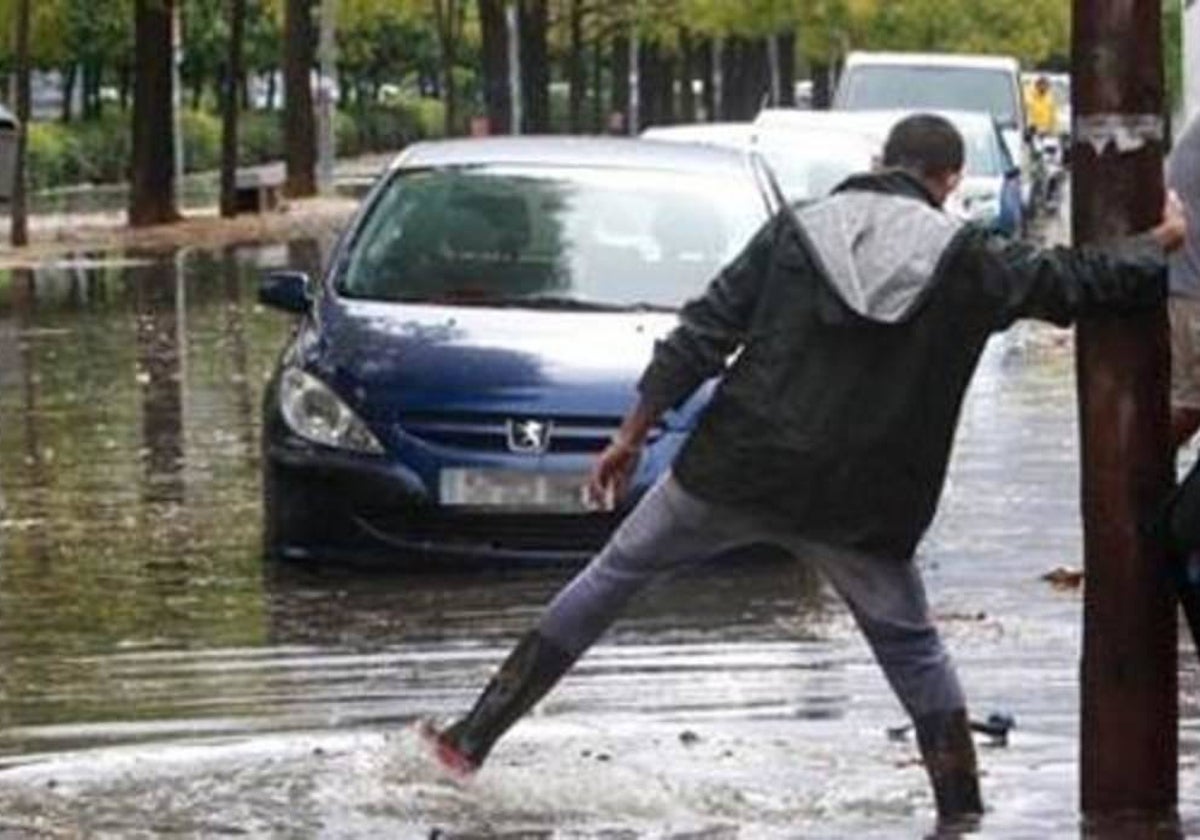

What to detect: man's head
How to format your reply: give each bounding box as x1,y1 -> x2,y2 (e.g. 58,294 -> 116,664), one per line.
1036,75 -> 1050,94
881,113 -> 965,207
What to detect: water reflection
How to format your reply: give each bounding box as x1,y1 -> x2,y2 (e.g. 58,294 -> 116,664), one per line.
1,239 -> 1199,837
133,253 -> 186,503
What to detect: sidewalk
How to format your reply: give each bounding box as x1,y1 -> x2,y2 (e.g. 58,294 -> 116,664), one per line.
0,152 -> 396,269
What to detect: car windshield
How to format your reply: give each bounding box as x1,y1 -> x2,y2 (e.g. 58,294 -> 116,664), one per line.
754,139 -> 874,202
338,165 -> 767,309
840,66 -> 1019,127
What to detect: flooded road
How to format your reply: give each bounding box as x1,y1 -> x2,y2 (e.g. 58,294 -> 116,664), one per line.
1,225 -> 1199,838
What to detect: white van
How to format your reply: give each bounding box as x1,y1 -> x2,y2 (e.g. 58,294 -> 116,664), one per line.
833,52 -> 1033,209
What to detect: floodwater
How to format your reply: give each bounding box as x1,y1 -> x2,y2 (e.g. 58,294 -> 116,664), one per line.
1,225 -> 1199,838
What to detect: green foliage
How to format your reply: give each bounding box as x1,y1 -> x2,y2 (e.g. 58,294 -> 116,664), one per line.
24,99 -> 444,191
181,109 -> 222,171
26,122 -> 79,190
239,111 -> 283,164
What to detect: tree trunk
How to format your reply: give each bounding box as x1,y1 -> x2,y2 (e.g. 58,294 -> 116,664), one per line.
566,0 -> 584,132
590,37 -> 604,132
659,51 -> 676,125
679,29 -> 696,123
433,0 -> 463,136
129,0 -> 181,227
610,34 -> 629,133
61,64 -> 77,123
777,31 -> 796,107
478,0 -> 510,134
700,38 -> 715,121
811,63 -> 832,109
283,0 -> 317,197
719,38 -> 738,120
637,41 -> 658,127
11,0 -> 31,246
520,0 -> 549,132
723,38 -> 769,119
220,0 -> 246,218
119,63 -> 132,112
81,62 -> 96,119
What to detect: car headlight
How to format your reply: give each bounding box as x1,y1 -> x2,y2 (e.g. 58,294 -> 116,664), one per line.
279,368 -> 384,454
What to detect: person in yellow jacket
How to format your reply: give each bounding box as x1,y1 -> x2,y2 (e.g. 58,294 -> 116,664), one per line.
1025,75 -> 1058,137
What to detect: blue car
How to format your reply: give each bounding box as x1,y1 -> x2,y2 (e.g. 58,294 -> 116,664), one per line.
261,137 -> 779,564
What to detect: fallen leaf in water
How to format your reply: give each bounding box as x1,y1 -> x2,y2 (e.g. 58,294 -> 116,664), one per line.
1042,566 -> 1084,589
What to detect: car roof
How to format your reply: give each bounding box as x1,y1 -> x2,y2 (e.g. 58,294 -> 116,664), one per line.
757,108 -> 997,137
389,135 -> 756,175
640,122 -> 758,145
643,121 -> 875,151
843,51 -> 1020,72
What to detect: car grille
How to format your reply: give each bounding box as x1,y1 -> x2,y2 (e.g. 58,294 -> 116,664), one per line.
398,412 -> 661,454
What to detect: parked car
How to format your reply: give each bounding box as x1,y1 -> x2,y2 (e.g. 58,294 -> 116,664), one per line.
260,137 -> 777,565
754,108 -> 1025,236
832,51 -> 1036,213
641,122 -> 877,205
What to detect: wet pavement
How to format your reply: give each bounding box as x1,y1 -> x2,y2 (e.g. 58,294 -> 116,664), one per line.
1,203 -> 1199,838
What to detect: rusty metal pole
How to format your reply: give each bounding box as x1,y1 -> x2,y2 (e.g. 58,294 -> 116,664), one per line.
1074,0 -> 1177,821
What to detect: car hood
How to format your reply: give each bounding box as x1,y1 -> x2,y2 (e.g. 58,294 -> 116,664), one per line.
314,299 -> 707,430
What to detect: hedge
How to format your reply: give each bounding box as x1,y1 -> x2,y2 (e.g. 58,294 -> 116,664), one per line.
24,98 -> 446,192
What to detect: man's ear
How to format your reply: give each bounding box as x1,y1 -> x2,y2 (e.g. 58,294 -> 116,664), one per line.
930,170 -> 963,205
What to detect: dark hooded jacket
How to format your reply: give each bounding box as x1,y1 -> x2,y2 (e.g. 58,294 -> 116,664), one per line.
637,170 -> 1166,560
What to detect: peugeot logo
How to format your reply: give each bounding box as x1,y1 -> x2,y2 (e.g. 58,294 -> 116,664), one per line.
506,418 -> 552,454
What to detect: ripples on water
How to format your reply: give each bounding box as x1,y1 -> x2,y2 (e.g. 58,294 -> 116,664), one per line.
1,243 -> 1199,837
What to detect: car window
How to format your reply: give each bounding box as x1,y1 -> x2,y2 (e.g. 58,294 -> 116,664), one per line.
754,139 -> 874,202
840,66 -> 1020,128
338,165 -> 768,309
960,124 -> 1004,177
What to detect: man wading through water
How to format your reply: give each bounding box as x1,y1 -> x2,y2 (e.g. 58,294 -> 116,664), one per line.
420,114 -> 1187,824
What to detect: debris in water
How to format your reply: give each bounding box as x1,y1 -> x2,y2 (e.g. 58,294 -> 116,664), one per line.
887,712 -> 1016,747
1042,566 -> 1084,589
679,730 -> 701,746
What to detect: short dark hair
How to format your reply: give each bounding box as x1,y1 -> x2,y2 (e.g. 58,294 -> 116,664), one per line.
881,114 -> 965,178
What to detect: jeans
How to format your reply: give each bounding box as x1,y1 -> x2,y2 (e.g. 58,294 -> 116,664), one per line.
538,472 -> 966,719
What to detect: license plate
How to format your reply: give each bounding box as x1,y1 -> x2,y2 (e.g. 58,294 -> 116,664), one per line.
439,469 -> 590,513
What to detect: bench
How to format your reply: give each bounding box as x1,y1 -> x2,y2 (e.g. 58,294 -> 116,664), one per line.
233,165 -> 287,214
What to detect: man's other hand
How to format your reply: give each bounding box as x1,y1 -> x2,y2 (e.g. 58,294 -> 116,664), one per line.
585,439 -> 641,511
1153,189 -> 1188,252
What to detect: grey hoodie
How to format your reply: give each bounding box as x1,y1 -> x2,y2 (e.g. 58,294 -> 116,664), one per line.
796,189 -> 964,322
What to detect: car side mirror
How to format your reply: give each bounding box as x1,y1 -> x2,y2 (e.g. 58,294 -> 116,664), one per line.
1005,166 -> 1022,180
259,270 -> 312,314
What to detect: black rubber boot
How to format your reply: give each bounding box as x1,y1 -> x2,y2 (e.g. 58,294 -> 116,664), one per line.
914,708 -> 984,827
431,630 -> 577,773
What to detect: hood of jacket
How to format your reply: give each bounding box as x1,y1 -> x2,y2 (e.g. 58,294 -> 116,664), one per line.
793,169 -> 965,323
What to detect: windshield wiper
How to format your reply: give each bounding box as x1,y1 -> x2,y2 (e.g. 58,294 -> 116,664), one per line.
507,296 -> 677,313
530,296 -> 681,314
347,293 -> 677,312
